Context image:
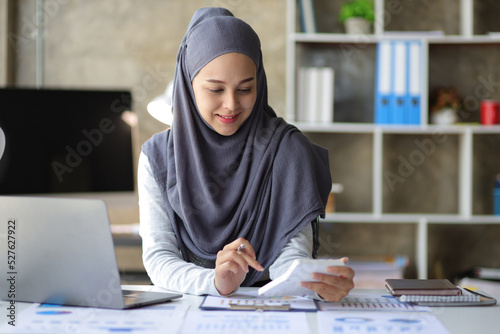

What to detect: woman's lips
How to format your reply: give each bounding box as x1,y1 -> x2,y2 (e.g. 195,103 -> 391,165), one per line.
216,113 -> 240,124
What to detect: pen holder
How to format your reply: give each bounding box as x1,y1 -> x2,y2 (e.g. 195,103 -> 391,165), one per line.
494,188 -> 500,216
481,100 -> 500,125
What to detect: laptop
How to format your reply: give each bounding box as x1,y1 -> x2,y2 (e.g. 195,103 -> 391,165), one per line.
0,196 -> 182,309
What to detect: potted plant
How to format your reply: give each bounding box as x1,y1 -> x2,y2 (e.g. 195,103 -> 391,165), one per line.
339,0 -> 375,35
430,87 -> 461,125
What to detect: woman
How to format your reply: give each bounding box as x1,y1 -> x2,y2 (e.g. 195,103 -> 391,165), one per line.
139,7 -> 354,301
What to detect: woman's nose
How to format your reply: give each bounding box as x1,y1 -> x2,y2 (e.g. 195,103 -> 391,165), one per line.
223,91 -> 239,111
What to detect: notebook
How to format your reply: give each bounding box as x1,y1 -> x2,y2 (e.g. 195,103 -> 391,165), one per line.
0,196 -> 182,309
397,287 -> 497,307
385,279 -> 461,296
385,279 -> 497,306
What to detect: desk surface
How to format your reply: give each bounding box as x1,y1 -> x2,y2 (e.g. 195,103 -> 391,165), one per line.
131,285 -> 500,334
4,285 -> 499,333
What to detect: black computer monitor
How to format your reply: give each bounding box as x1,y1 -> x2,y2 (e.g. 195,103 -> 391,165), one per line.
0,88 -> 134,195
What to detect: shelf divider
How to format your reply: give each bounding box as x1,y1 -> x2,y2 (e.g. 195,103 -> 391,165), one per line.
374,0 -> 384,36
417,217 -> 428,279
373,127 -> 383,218
459,127 -> 473,218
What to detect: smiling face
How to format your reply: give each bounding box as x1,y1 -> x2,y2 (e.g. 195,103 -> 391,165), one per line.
192,52 -> 257,136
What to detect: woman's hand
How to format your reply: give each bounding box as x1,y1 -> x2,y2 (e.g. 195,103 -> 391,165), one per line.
214,238 -> 264,296
300,257 -> 355,302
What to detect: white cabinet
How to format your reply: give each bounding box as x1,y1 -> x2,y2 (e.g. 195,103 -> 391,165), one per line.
287,0 -> 500,279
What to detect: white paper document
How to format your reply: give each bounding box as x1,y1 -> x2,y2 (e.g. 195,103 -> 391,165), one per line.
0,303 -> 189,334
318,292 -> 430,312
258,258 -> 344,298
317,311 -> 449,334
181,310 -> 310,334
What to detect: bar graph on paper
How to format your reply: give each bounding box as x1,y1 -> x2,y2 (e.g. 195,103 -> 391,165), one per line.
318,293 -> 430,312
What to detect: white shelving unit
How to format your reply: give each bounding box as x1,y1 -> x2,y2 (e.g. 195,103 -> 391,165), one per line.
286,0 -> 500,279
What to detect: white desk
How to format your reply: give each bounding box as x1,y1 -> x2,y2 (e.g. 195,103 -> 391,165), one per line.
4,285 -> 499,333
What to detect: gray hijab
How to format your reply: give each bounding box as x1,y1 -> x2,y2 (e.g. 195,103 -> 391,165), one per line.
143,7 -> 331,286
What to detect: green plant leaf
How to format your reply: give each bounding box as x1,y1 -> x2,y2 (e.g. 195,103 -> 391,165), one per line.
339,0 -> 375,23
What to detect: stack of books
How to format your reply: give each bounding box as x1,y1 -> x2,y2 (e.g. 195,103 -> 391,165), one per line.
385,279 -> 497,306
297,0 -> 316,33
296,66 -> 334,123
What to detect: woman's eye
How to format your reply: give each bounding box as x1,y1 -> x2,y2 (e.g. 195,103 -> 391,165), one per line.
238,88 -> 252,94
208,88 -> 223,93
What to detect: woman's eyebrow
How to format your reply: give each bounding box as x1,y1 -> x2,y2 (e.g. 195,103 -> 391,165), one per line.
205,77 -> 255,84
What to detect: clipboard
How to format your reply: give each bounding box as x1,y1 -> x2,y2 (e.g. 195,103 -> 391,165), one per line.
226,303 -> 291,311
199,294 -> 318,312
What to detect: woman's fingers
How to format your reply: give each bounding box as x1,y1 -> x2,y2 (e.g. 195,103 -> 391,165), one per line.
221,238 -> 264,272
300,260 -> 355,302
216,255 -> 248,275
326,265 -> 355,280
224,238 -> 256,259
216,250 -> 246,272
301,272 -> 354,301
301,280 -> 351,302
239,251 -> 264,272
214,238 -> 264,296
